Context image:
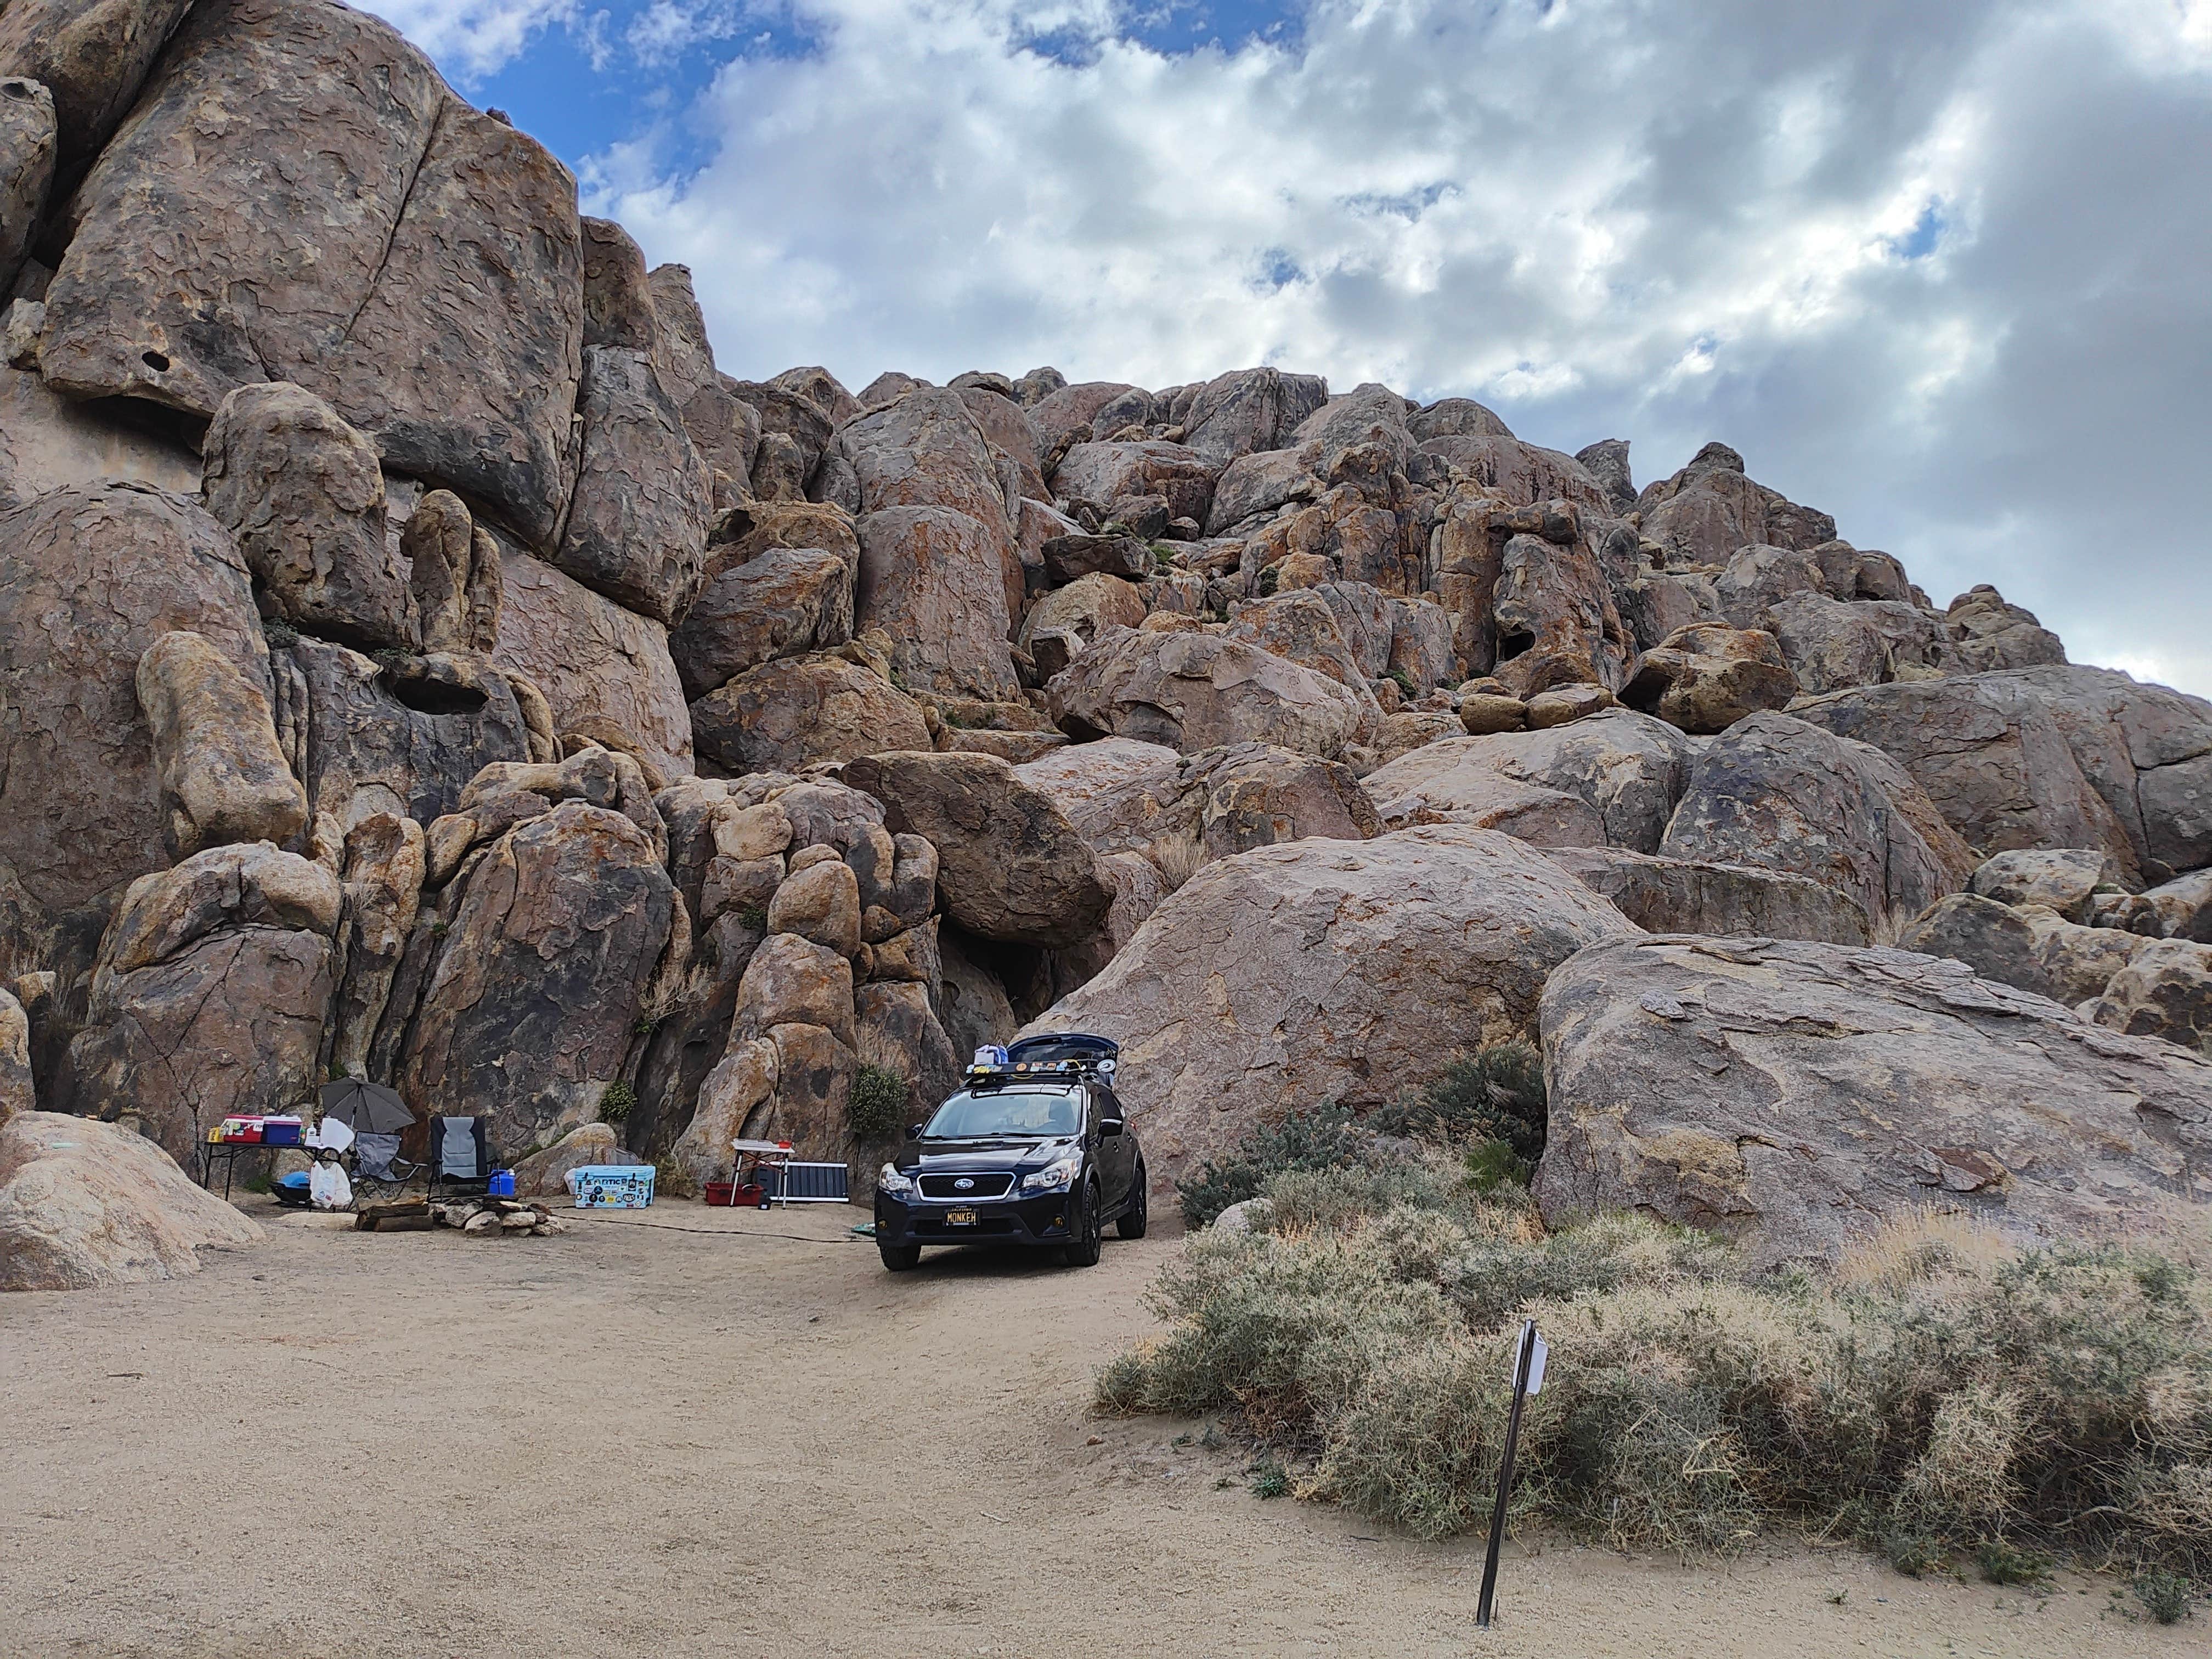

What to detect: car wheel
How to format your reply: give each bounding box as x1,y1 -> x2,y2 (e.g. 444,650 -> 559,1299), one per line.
1116,1162 -> 1148,1239
878,1242 -> 922,1272
1063,1180 -> 1104,1268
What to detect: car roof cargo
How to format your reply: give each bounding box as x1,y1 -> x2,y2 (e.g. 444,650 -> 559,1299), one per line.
1005,1033 -> 1119,1065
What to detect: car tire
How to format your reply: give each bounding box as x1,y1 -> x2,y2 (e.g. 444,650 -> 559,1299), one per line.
1116,1162 -> 1149,1239
1063,1180 -> 1104,1268
878,1242 -> 922,1272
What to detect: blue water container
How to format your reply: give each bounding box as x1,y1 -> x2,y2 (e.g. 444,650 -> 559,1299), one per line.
488,1169 -> 516,1198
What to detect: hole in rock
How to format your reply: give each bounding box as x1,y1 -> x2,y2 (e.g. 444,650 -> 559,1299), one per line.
376,668 -> 489,716
140,349 -> 171,372
1494,629 -> 1534,663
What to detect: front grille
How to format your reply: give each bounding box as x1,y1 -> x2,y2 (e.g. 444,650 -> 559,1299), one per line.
919,1171 -> 1014,1199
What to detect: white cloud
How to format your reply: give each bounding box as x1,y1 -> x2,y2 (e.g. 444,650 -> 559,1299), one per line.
369,0 -> 582,78
400,0 -> 2212,696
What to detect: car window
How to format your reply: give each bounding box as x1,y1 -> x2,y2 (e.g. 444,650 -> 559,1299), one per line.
924,1087 -> 1082,1139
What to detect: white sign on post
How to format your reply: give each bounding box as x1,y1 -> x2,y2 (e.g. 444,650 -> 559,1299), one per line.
1525,1334 -> 1548,1396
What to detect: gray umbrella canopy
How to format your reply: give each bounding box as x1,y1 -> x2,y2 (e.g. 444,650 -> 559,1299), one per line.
318,1079 -> 414,1134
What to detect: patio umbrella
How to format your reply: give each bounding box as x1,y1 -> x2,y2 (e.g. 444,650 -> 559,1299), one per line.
317,1078 -> 414,1135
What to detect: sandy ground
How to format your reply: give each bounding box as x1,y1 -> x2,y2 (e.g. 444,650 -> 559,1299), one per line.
0,1197 -> 2197,1658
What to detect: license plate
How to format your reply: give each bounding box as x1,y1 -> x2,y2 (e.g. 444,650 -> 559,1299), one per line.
946,1207 -> 979,1226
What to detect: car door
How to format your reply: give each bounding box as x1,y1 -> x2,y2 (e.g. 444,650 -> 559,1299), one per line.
1093,1084 -> 1136,1209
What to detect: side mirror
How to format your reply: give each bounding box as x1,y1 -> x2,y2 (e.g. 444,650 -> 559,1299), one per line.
904,1122 -> 924,1141
1099,1117 -> 1125,1138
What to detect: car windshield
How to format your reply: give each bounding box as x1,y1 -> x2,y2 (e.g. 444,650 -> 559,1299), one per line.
923,1087 -> 1081,1139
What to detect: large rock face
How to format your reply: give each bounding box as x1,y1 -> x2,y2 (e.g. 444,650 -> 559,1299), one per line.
0,74 -> 53,296
1792,666 -> 2212,883
287,640 -> 533,830
1029,825 -> 1639,1193
37,0 -> 584,544
1899,892 -> 2154,1007
493,540 -> 693,780
854,506 -> 1019,699
550,343 -> 713,624
0,0 -> 195,171
396,799 -> 673,1157
1658,712 -> 1974,925
137,629 -> 307,858
0,1111 -> 262,1293
0,987 -> 30,1128
672,545 -> 854,699
1633,442 -> 1836,565
1364,712 -> 1695,854
647,264 -> 759,511
690,653 -> 930,774
1535,934 -> 2212,1268
0,357 -> 205,506
327,811 -> 424,1079
816,390 -> 1021,697
1621,622 -> 1798,734
1048,625 -> 1376,759
65,842 -> 340,1165
0,483 -> 269,940
200,381 -> 416,649
1542,846 -> 1872,946
1179,366 -> 1330,462
843,752 -> 1113,947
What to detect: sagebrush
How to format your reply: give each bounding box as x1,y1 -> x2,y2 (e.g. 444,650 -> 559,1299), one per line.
849,1063 -> 911,1141
1370,1041 -> 1547,1183
1104,1137 -> 2211,1595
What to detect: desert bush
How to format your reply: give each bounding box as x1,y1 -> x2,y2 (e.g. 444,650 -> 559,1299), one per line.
1173,1102 -> 1365,1228
1371,1042 -> 1547,1184
848,1064 -> 911,1141
598,1080 -> 635,1122
1103,1108 -> 2212,1582
2132,1564 -> 2193,1623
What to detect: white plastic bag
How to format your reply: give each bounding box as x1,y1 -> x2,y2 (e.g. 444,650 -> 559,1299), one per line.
309,1160 -> 353,1211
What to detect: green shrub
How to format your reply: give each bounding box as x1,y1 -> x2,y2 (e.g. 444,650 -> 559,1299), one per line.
1173,1102 -> 1363,1228
1372,1042 -> 1547,1167
849,1064 -> 910,1141
599,1080 -> 635,1122
1098,1171 -> 2212,1576
1250,1459 -> 1289,1499
2132,1565 -> 2192,1623
1387,667 -> 1417,701
1977,1540 -> 2051,1586
262,619 -> 300,648
1254,563 -> 1281,597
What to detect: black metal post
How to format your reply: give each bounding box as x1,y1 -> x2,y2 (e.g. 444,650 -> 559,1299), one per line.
1475,1318 -> 1537,1630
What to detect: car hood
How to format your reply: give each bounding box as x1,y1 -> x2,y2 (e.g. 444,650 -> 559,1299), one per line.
897,1136 -> 1076,1175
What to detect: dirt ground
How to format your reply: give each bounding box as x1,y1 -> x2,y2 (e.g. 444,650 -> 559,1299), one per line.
0,1197 -> 2197,1658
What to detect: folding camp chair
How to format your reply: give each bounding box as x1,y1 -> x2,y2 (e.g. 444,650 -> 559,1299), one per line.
429,1116 -> 491,1198
349,1131 -> 424,1199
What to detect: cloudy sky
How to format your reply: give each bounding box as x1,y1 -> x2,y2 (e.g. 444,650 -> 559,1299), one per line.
369,0 -> 2212,696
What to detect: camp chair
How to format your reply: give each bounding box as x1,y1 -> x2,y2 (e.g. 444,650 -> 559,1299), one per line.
429,1116 -> 491,1198
350,1131 -> 422,1199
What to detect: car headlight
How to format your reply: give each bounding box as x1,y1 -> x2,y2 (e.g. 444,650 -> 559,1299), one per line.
878,1164 -> 916,1197
1021,1155 -> 1081,1193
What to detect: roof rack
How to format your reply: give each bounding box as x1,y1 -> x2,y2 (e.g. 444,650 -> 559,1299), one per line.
965,1033 -> 1119,1086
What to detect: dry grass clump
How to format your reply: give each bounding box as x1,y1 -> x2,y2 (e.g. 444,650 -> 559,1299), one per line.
1099,1159 -> 2212,1595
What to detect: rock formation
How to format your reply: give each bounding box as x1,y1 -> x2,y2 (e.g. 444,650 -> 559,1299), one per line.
1535,935 -> 2212,1267
3,0 -> 2209,1279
